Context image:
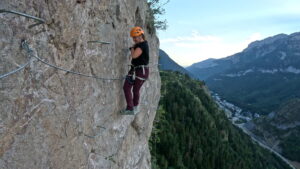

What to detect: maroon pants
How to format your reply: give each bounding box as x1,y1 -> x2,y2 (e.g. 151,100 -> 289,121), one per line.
123,67 -> 149,110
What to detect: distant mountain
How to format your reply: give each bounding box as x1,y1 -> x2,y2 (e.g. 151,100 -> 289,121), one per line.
188,32 -> 300,114
187,58 -> 231,80
188,58 -> 217,69
158,49 -> 195,78
187,33 -> 300,81
188,32 -> 300,163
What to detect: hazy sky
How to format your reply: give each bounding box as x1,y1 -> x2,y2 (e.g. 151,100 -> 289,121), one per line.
157,0 -> 300,67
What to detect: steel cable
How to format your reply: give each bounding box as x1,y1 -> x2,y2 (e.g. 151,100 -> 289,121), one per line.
21,40 -> 126,81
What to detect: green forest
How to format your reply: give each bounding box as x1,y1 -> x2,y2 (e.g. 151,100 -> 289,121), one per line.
207,72 -> 300,115
149,71 -> 292,169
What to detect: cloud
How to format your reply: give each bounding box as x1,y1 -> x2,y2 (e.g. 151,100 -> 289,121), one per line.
160,31 -> 263,67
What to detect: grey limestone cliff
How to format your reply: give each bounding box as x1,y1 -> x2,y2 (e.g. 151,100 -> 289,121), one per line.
0,0 -> 160,169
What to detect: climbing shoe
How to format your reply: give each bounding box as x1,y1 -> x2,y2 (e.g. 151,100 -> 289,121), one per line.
120,109 -> 134,115
133,106 -> 139,114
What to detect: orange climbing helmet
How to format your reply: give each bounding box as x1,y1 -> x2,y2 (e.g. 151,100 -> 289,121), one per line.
130,26 -> 144,37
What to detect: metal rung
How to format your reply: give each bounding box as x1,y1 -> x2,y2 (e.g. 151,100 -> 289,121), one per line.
87,40 -> 111,44
0,9 -> 45,28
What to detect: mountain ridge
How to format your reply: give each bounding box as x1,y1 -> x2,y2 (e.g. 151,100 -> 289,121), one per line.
159,49 -> 195,78
187,31 -> 300,164
188,32 -> 300,80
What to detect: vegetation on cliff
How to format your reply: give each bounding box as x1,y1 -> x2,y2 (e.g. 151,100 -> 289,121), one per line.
146,0 -> 169,33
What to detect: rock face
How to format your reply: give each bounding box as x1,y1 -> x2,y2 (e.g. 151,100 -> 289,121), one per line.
0,1 -> 160,169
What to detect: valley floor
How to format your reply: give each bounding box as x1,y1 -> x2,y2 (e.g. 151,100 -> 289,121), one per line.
213,94 -> 298,169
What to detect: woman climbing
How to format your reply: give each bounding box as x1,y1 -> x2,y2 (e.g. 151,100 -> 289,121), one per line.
121,27 -> 149,115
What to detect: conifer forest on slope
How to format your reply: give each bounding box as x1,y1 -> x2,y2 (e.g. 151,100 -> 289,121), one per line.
149,71 -> 292,169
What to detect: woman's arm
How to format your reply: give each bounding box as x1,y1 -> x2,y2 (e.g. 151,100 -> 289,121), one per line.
130,47 -> 142,59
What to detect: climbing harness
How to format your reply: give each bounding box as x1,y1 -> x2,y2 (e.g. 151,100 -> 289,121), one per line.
0,9 -> 45,28
133,65 -> 148,76
126,65 -> 149,82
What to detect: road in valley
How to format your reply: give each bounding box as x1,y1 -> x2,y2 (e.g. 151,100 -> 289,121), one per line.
213,95 -> 297,169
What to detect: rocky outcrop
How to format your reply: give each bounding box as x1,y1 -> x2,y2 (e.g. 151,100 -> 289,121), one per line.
0,0 -> 160,169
